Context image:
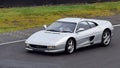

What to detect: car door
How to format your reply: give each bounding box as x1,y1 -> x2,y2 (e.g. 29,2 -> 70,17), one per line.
75,21 -> 94,48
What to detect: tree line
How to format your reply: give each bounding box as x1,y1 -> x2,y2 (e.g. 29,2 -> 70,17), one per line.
0,0 -> 119,7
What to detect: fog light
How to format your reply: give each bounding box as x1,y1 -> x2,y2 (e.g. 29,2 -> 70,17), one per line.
26,44 -> 30,46
47,46 -> 56,49
26,44 -> 30,48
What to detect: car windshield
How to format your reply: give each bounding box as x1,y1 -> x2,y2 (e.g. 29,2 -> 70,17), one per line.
46,21 -> 76,33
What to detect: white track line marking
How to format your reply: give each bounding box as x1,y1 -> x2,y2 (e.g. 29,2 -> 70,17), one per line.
113,24 -> 120,27
0,39 -> 26,46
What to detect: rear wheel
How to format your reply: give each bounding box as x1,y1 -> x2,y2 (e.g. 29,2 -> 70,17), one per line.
101,30 -> 111,46
65,39 -> 76,54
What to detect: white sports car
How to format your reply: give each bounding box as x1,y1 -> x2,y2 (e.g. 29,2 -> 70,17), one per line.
25,18 -> 114,54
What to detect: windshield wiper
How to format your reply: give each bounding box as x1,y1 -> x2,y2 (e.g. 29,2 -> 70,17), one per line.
47,29 -> 59,32
61,31 -> 72,33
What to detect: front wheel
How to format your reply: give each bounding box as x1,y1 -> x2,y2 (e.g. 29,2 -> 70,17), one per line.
101,30 -> 111,47
65,39 -> 76,54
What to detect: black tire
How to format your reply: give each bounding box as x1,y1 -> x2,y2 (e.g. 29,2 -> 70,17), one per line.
101,30 -> 111,47
65,39 -> 76,54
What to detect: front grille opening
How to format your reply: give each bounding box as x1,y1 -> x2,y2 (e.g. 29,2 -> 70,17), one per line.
29,44 -> 47,49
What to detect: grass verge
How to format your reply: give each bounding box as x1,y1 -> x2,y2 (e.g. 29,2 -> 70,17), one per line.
0,1 -> 120,32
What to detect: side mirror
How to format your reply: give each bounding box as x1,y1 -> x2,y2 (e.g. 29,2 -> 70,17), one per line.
76,28 -> 85,33
43,25 -> 47,30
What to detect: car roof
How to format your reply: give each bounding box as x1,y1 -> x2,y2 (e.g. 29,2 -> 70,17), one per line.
57,18 -> 82,23
57,17 -> 109,25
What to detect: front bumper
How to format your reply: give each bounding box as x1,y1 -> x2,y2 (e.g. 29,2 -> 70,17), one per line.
25,44 -> 65,53
25,47 -> 64,52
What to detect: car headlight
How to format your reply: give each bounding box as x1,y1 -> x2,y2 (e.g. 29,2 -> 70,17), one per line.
47,46 -> 56,49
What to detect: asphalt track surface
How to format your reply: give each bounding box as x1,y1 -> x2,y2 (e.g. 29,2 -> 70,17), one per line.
0,15 -> 120,68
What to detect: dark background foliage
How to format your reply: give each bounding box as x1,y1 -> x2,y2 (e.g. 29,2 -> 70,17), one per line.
0,0 -> 119,7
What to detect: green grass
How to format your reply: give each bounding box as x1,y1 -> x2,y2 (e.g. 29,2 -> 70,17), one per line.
0,1 -> 120,32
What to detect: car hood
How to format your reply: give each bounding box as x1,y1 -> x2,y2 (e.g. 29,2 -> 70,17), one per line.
25,30 -> 72,46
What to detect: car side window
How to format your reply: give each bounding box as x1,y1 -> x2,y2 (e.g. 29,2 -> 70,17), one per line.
76,21 -> 90,31
88,21 -> 98,28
